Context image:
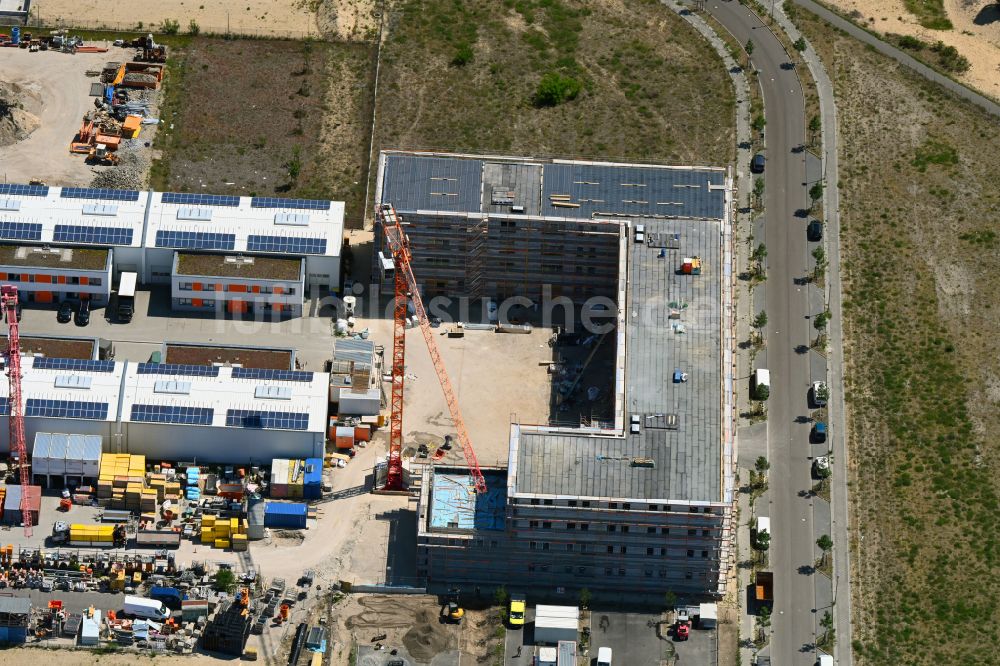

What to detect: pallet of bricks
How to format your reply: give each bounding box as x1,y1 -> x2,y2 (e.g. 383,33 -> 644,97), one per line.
97,454 -> 146,509
200,515 -> 248,551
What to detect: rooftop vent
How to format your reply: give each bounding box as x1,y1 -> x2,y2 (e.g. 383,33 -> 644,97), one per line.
224,256 -> 254,266
82,203 -> 119,216
154,380 -> 192,395
177,207 -> 213,222
0,199 -> 21,212
55,375 -> 93,390
254,385 -> 292,400
274,212 -> 309,226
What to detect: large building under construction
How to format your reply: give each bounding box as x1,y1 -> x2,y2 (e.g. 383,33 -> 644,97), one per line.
376,151 -> 737,597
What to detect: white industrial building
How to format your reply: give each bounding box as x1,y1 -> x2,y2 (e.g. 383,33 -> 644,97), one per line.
0,356 -> 329,463
0,184 -> 344,312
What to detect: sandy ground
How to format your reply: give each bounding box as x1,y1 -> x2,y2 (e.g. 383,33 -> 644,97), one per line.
825,0 -> 1000,99
33,0 -> 321,37
0,653 -> 229,666
0,47 -> 117,186
317,0 -> 380,41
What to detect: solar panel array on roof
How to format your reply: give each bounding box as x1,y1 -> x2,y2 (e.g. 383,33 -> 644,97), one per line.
250,197 -> 331,211
246,235 -> 327,254
161,192 -> 240,207
0,397 -> 8,416
25,398 -> 109,419
130,404 -> 214,425
60,187 -> 140,202
0,221 -> 43,241
225,409 -> 309,430
231,367 -> 313,382
136,363 -> 221,378
155,230 -> 236,250
32,358 -> 116,373
0,183 -> 49,197
54,224 -> 134,245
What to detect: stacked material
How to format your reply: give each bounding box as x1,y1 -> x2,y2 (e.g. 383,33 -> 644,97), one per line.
186,468 -> 201,502
69,524 -> 115,547
200,516 -> 248,549
148,474 -> 167,501
270,459 -> 305,499
140,488 -> 157,513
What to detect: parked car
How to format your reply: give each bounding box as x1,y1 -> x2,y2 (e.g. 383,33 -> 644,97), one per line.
810,380 -> 828,407
812,455 -> 831,479
57,301 -> 73,323
74,299 -> 91,326
807,219 -> 823,242
811,422 -> 827,444
751,153 -> 766,173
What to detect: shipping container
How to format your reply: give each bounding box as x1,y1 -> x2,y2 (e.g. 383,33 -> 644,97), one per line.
136,530 -> 181,548
263,501 -> 308,529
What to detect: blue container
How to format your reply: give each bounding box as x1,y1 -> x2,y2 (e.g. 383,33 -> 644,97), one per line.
303,458 -> 323,500
0,625 -> 27,643
11,27 -> 20,46
263,502 -> 307,529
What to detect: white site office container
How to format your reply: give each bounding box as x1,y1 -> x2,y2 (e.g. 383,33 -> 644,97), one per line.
81,436 -> 102,477
31,434 -> 50,476
46,435 -> 67,476
534,605 -> 579,645
537,647 -> 558,666
80,609 -> 101,645
65,434 -> 86,475
699,603 -> 718,629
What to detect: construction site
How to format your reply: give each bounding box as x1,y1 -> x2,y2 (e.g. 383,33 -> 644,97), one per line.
0,15 -> 736,665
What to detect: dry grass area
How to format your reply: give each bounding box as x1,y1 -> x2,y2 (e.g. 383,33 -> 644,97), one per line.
821,0 -> 1000,100
150,37 -> 374,224
376,0 -> 734,166
789,5 -> 1000,664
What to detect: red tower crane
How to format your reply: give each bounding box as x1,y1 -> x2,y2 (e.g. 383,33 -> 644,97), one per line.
377,204 -> 487,494
1,286 -> 33,536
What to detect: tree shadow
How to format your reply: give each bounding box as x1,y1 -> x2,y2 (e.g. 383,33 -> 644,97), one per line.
794,415 -> 814,424
974,5 -> 1000,25
794,208 -> 811,218
798,564 -> 816,576
800,642 -> 817,653
798,488 -> 817,499
794,344 -> 810,355
793,276 -> 814,286
780,61 -> 796,70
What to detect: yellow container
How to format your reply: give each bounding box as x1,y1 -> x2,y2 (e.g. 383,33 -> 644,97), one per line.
200,528 -> 214,544
229,518 -> 238,533
202,515 -> 215,526
214,539 -> 230,549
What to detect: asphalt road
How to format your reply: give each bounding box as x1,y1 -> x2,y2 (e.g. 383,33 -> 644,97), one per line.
703,3 -> 820,664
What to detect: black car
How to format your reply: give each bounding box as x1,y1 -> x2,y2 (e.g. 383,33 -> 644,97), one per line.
750,153 -> 765,174
74,300 -> 91,326
807,219 -> 823,242
57,301 -> 73,323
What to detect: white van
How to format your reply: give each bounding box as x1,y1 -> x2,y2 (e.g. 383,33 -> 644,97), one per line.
597,647 -> 613,666
753,368 -> 771,399
817,655 -> 834,666
756,516 -> 770,536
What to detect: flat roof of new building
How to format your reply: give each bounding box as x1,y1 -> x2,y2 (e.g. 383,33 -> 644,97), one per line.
429,471 -> 507,532
0,245 -> 110,270
175,252 -> 302,281
120,362 -> 328,433
0,184 -> 344,258
379,151 -> 727,221
163,343 -> 294,370
510,217 -> 726,503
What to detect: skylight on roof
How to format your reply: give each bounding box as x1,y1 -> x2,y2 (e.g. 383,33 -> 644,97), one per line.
176,207 -> 213,222
273,212 -> 310,227
54,375 -> 93,390
154,380 -> 192,395
254,385 -> 293,400
82,203 -> 119,216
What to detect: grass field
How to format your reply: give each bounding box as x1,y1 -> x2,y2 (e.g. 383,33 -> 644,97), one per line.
902,0 -> 953,31
788,5 -> 1000,665
375,0 -> 735,166
150,37 -> 374,224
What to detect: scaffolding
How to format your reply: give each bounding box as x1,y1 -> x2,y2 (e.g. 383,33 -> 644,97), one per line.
466,216 -> 488,300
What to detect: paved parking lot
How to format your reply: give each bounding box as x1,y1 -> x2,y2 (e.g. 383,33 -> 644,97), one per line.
590,611 -> 716,665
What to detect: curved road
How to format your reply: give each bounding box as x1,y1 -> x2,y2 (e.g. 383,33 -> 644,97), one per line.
703,3 -> 825,664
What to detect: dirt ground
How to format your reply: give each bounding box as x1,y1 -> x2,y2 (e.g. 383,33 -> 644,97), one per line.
789,5 -> 1000,665
825,0 -> 1000,99
375,0 -> 734,171
0,46 -> 120,186
33,0 -> 321,37
151,37 -> 373,224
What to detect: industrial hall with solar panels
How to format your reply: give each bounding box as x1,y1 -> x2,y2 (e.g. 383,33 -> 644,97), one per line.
0,184 -> 344,317
0,356 -> 329,464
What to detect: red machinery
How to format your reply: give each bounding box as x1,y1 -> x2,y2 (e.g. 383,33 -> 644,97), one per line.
1,286 -> 32,536
377,204 -> 486,494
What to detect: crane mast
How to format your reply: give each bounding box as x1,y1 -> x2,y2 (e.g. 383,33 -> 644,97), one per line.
1,286 -> 32,536
378,204 -> 487,494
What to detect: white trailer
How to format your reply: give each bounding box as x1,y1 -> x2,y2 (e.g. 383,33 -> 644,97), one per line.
123,595 -> 170,620
534,605 -> 579,645
698,602 -> 718,629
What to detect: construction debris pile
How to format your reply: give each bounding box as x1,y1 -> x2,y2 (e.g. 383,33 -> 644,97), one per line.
0,82 -> 40,147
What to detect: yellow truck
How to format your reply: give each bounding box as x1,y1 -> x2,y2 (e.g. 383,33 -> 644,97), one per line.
509,594 -> 526,627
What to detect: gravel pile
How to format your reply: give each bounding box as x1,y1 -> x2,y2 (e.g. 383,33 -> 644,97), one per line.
90,143 -> 150,190
122,73 -> 158,87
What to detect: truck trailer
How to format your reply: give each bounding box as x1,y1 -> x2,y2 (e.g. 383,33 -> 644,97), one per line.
116,271 -> 137,322
135,530 -> 181,548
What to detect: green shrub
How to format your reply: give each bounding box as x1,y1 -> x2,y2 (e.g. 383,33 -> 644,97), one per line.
533,72 -> 582,107
451,43 -> 474,67
898,35 -> 926,50
161,19 -> 180,35
188,19 -> 201,36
